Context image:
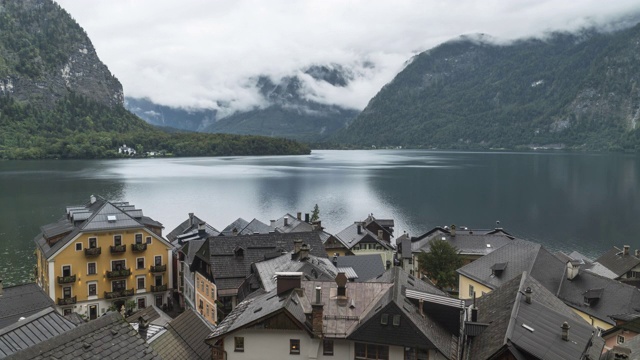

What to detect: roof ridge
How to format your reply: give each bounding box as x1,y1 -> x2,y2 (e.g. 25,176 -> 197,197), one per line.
504,272 -> 527,346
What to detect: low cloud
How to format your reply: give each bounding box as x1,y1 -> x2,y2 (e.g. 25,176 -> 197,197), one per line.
57,0 -> 640,115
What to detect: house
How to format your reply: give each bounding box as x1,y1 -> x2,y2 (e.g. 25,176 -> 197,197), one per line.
334,221 -> 395,266
219,217 -> 271,236
464,271 -> 604,360
33,195 -> 174,319
601,334 -> 640,359
0,282 -> 56,329
5,311 -> 160,359
601,317 -> 640,352
270,212 -> 315,233
118,144 -> 136,156
334,253 -> 386,282
125,304 -> 173,341
457,239 -> 640,330
166,213 -> 219,243
184,231 -> 327,323
595,245 -> 640,280
555,251 -> 618,279
206,267 -> 460,360
403,225 -> 515,277
149,308 -> 215,359
0,307 -> 77,357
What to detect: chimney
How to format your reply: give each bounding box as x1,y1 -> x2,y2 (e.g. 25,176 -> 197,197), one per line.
188,212 -> 194,227
624,245 -> 630,256
332,255 -> 338,267
232,228 -> 238,236
566,261 -> 579,280
386,260 -> 391,270
561,321 -> 570,341
305,213 -> 310,223
270,219 -> 275,227
312,286 -> 324,336
312,221 -> 322,231
138,316 -> 149,330
293,239 -> 303,254
299,244 -> 310,260
636,249 -> 640,257
198,222 -> 206,237
336,272 -> 348,306
90,195 -> 96,204
450,224 -> 456,237
357,224 -> 362,234
297,212 -> 302,220
378,230 -> 383,241
276,272 -> 302,296
524,287 -> 532,304
284,216 -> 289,227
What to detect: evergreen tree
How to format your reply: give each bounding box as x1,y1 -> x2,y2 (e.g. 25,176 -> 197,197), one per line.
417,240 -> 463,291
310,204 -> 320,222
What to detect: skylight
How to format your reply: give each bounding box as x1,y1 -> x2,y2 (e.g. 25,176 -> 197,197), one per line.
107,215 -> 117,222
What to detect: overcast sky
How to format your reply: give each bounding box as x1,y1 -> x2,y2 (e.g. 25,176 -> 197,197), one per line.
56,0 -> 640,115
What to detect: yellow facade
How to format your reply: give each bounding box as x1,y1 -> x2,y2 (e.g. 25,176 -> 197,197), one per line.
37,226 -> 173,316
571,308 -> 613,330
458,275 -> 493,300
195,272 -> 217,324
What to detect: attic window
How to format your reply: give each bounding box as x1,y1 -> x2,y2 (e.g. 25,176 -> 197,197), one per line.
393,314 -> 401,326
491,262 -> 507,276
583,288 -> 603,306
234,247 -> 244,257
380,313 -> 388,325
107,215 -> 117,222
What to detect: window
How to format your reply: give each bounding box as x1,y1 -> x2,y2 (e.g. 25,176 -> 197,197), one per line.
404,347 -> 429,360
113,235 -> 122,246
618,335 -> 625,344
380,313 -> 388,325
323,339 -> 334,356
88,262 -> 97,275
205,284 -> 209,295
392,314 -> 401,326
137,277 -> 145,290
62,265 -> 71,277
137,297 -> 146,309
88,237 -> 97,248
155,275 -> 163,287
63,308 -> 72,316
146,236 -> 152,244
88,282 -> 97,296
75,243 -> 82,251
63,287 -> 71,299
112,280 -> 126,292
290,339 -> 300,354
234,337 -> 244,352
135,234 -> 143,244
155,294 -> 163,307
355,343 -> 389,360
469,284 -> 474,297
154,256 -> 162,266
206,304 -> 209,316
137,257 -> 145,269
112,260 -> 125,271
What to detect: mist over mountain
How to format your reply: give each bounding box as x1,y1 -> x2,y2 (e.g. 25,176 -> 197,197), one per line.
333,20 -> 640,151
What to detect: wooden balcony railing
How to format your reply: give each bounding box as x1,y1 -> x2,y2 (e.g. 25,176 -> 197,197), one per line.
84,247 -> 101,256
149,264 -> 166,273
106,268 -> 131,279
104,289 -> 134,299
110,245 -> 126,254
131,243 -> 147,252
57,275 -> 76,284
151,284 -> 167,292
57,296 -> 77,306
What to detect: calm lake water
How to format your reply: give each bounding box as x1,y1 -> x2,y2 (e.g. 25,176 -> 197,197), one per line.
1,150 -> 639,285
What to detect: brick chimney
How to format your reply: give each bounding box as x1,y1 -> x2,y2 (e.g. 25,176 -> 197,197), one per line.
624,245 -> 630,256
312,286 -> 324,337
276,272 -> 302,296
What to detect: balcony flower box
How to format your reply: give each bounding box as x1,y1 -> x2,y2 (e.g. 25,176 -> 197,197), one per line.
106,268 -> 131,279
151,284 -> 167,292
57,275 -> 76,284
104,289 -> 134,299
149,264 -> 166,273
110,245 -> 126,254
84,247 -> 102,256
131,243 -> 147,252
57,296 -> 77,306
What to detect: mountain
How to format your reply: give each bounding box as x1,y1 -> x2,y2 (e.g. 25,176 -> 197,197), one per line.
126,65 -> 359,142
0,0 -> 309,159
333,22 -> 640,151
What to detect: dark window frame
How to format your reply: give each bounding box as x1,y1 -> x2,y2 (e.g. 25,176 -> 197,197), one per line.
234,337 -> 244,352
290,339 -> 300,355
323,339 -> 334,356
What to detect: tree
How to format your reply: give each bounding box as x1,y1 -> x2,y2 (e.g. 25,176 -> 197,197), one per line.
310,204 -> 320,222
417,239 -> 463,291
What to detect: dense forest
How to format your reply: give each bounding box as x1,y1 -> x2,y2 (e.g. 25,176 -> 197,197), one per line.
333,22 -> 640,151
0,0 -> 310,159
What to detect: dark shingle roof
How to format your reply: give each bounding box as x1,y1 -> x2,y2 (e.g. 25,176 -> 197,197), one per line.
219,218 -> 249,236
0,283 -> 55,329
252,252 -> 338,292
125,305 -> 172,327
271,214 -> 314,234
595,246 -> 640,278
167,214 -> 218,242
335,254 -> 386,282
411,227 -> 515,257
150,309 -> 215,360
203,232 -> 327,291
335,223 -> 394,251
6,311 -> 160,360
471,272 -> 603,360
239,218 -> 272,235
0,308 -> 77,357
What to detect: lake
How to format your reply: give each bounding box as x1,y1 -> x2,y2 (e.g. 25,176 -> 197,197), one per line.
1,149 -> 639,285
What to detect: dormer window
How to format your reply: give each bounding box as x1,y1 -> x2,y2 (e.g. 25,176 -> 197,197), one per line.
583,288 -> 603,306
491,262 -> 507,276
234,246 -> 244,258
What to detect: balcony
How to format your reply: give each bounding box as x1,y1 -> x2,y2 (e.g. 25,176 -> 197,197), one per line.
57,296 -> 77,306
149,264 -> 166,273
131,243 -> 147,252
104,289 -> 134,299
106,268 -> 131,279
84,247 -> 102,257
151,284 -> 167,292
57,275 -> 76,284
110,245 -> 126,254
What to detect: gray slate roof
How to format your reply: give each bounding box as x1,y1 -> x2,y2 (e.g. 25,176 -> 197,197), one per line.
239,218 -> 272,235
150,309 -> 215,360
335,254 -> 386,282
270,214 -> 314,234
410,227 -> 515,257
6,311 -> 160,360
167,213 -> 219,242
0,308 -> 77,358
595,246 -> 640,278
219,218 -> 249,236
252,252 -> 338,292
457,239 -> 565,293
471,272 -> 604,360
201,232 -> 328,292
334,223 -> 394,251
0,283 -> 55,329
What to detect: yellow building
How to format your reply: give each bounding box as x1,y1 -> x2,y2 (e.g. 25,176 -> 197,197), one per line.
34,195 -> 174,319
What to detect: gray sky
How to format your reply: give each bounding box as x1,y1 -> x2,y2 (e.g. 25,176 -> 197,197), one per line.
57,0 -> 640,115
